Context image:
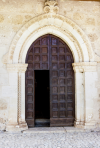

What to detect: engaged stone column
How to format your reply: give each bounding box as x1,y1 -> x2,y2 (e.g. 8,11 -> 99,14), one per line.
73,63 -> 85,128
6,64 -> 28,132
73,62 -> 97,129
18,64 -> 28,130
83,63 -> 97,129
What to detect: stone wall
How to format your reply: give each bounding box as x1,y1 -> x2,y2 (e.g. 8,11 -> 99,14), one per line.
0,0 -> 100,130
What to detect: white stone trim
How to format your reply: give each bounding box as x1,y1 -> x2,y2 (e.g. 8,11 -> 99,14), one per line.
44,1 -> 59,14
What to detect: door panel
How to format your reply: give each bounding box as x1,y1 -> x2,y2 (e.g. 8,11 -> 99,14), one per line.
50,35 -> 74,126
25,35 -> 49,127
25,34 -> 75,127
25,63 -> 34,127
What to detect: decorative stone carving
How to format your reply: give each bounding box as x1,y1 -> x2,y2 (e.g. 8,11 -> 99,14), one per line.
7,64 -> 28,73
18,74 -> 21,123
44,0 -> 59,14
72,62 -> 97,72
18,25 -> 83,63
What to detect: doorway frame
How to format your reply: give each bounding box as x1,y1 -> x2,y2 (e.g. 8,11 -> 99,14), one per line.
2,13 -> 98,131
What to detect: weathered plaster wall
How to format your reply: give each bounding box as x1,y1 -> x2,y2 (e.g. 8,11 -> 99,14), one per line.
0,0 -> 100,130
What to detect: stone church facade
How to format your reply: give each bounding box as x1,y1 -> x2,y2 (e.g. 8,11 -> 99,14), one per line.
0,0 -> 100,131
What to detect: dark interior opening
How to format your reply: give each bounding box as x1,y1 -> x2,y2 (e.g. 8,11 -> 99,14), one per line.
34,70 -> 50,127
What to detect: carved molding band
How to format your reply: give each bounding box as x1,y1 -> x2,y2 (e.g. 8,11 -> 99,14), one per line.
72,62 -> 97,72
18,73 -> 21,123
18,25 -> 82,63
7,64 -> 28,73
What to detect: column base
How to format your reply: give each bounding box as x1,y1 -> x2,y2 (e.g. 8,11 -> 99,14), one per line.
6,122 -> 28,132
74,120 -> 99,130
19,121 -> 28,131
74,121 -> 84,128
84,121 -> 96,129
6,122 -> 21,132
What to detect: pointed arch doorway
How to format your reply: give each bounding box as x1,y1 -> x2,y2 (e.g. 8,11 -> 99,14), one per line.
25,34 -> 75,127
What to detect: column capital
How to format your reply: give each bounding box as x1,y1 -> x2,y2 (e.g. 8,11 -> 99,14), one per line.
7,64 -> 28,73
72,62 -> 97,73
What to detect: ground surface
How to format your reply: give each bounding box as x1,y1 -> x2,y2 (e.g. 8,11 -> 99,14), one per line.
0,129 -> 100,148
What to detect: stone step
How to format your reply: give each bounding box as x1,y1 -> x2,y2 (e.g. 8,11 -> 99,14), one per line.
23,127 -> 88,134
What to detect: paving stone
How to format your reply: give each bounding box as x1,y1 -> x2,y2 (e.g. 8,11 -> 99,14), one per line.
0,131 -> 100,148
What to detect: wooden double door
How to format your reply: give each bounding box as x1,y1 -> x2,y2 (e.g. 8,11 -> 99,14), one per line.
25,34 -> 75,127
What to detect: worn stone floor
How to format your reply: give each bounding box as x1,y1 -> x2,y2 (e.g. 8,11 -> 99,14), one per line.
0,127 -> 100,148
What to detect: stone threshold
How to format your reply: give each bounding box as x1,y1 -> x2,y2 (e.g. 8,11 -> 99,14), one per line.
22,127 -> 98,134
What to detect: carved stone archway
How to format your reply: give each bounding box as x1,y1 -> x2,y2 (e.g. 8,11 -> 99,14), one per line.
3,13 -> 95,64
2,0 -> 100,131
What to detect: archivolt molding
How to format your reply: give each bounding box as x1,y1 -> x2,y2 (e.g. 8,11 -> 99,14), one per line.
2,13 -> 96,64
72,62 -> 97,73
19,25 -> 82,63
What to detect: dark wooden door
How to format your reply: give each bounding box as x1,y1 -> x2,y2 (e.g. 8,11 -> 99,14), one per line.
25,34 -> 75,127
50,36 -> 75,126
